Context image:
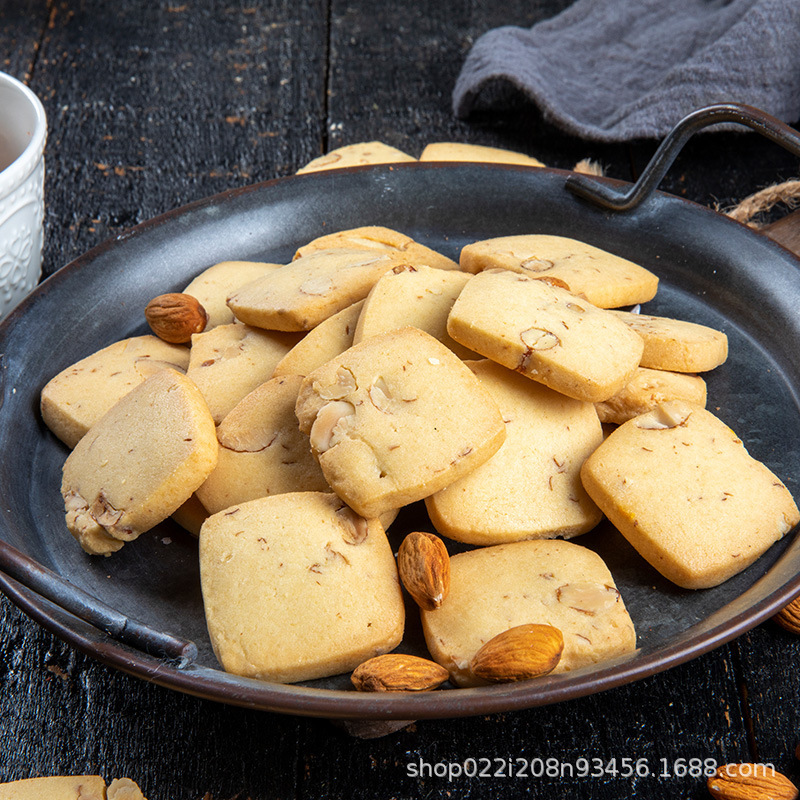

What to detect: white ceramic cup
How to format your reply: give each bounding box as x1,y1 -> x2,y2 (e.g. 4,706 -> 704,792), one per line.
0,72 -> 46,321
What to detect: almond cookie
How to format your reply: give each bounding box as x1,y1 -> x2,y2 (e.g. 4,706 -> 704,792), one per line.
183,260 -> 282,329
197,375 -> 329,515
272,300 -> 364,378
0,776 -> 146,799
354,264 -> 476,358
227,248 -> 398,331
426,360 -> 603,544
296,141 -> 416,173
595,367 -> 707,425
295,327 -> 506,518
447,269 -> 643,403
186,323 -> 301,423
40,335 -> 189,449
581,401 -> 800,589
420,539 -> 636,687
294,226 -> 457,271
460,234 -> 658,308
61,370 -> 218,556
419,142 -> 545,167
610,310 -> 729,372
199,492 -> 404,683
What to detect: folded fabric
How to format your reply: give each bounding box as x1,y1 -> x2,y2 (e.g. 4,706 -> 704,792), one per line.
453,0 -> 800,141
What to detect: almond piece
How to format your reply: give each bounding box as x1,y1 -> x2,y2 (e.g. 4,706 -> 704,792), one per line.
397,531 -> 450,611
470,623 -> 564,683
351,653 -> 450,692
773,597 -> 800,635
145,293 -> 208,343
708,763 -> 798,800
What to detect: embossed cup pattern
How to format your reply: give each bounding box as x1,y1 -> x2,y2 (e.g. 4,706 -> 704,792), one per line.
0,72 -> 47,322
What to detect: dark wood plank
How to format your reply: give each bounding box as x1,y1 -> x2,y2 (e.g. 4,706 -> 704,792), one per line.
0,1 -> 52,83
297,652 -> 746,800
730,627 -> 800,785
30,0 -> 328,279
0,595 -> 305,798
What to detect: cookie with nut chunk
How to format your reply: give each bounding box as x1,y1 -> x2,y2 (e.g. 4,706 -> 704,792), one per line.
426,359 -> 603,544
0,775 -> 146,799
420,539 -> 636,687
595,366 -> 707,425
459,234 -> 658,308
610,310 -> 728,373
227,248 -> 399,331
447,269 -> 643,403
196,375 -> 329,515
295,327 -> 506,518
199,492 -> 404,683
294,226 -> 457,272
296,142 -> 416,174
581,401 -> 799,588
40,335 -> 189,449
186,323 -> 301,423
61,370 -> 218,556
354,264 -> 476,359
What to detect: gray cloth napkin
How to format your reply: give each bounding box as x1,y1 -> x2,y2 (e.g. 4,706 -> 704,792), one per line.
453,0 -> 800,141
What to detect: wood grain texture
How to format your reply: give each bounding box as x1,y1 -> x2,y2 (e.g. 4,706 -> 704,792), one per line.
30,0 -> 328,279
0,1 -> 798,798
731,628 -> 800,788
0,1 -> 53,83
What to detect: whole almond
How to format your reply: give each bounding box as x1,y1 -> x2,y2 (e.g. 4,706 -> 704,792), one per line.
470,623 -> 564,683
351,653 -> 450,692
145,293 -> 208,343
773,597 -> 800,635
708,763 -> 798,800
397,531 -> 450,611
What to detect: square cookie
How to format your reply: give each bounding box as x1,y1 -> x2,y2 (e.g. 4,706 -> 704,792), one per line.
295,327 -> 506,518
447,269 -> 643,402
186,323 -> 301,423
196,375 -> 329,515
580,401 -> 800,588
40,335 -> 189,449
227,248 -> 397,331
594,367 -> 707,425
293,226 -> 457,272
61,370 -> 218,556
354,264 -> 476,359
0,776 -> 145,799
296,142 -> 416,174
183,260 -> 281,329
459,234 -> 658,308
610,310 -> 728,372
199,492 -> 404,683
426,360 -> 603,544
272,300 -> 364,378
421,539 -> 636,687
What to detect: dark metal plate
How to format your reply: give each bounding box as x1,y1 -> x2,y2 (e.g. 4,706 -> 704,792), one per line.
1,162 -> 799,719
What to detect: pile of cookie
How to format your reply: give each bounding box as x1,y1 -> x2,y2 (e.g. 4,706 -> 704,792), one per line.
40,223 -> 799,690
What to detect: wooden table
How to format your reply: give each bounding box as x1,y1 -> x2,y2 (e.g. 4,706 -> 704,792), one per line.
2,2 -> 799,798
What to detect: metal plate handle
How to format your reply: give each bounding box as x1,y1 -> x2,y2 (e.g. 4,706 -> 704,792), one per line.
566,103 -> 800,212
0,538 -> 197,665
